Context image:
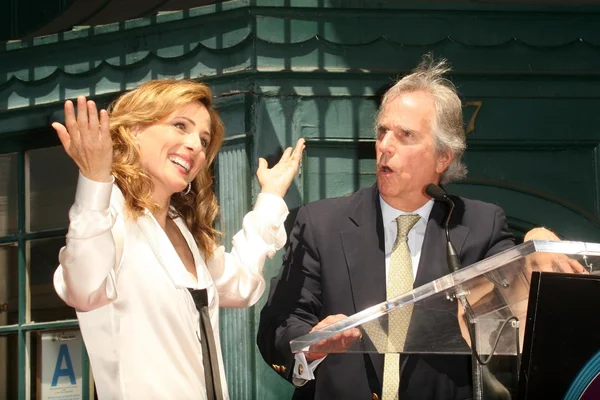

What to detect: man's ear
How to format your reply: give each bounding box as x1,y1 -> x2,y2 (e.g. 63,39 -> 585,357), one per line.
436,150 -> 453,174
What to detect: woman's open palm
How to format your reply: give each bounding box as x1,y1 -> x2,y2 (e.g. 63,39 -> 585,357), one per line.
257,138 -> 305,198
52,96 -> 113,182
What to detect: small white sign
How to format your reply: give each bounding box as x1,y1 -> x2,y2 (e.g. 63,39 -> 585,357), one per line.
40,331 -> 83,400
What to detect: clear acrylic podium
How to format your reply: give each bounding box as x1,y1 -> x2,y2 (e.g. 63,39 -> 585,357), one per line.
289,240 -> 600,399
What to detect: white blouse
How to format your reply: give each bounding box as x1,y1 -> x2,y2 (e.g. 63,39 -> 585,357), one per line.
54,173 -> 289,400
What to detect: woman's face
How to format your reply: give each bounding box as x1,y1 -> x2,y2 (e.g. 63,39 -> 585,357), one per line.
136,101 -> 212,202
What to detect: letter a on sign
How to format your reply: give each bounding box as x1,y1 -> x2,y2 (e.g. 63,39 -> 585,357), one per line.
51,344 -> 76,386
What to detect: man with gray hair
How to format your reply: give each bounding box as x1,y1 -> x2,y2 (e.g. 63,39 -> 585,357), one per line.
257,54 -> 560,400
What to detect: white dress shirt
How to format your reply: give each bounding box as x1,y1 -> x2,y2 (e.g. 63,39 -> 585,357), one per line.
380,196 -> 434,280
54,173 -> 289,400
294,196 -> 434,382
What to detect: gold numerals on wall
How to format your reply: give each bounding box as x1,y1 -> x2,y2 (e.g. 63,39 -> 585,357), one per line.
464,100 -> 483,135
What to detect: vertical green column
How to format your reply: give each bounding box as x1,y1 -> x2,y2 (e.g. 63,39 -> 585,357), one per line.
17,150 -> 26,400
217,136 -> 253,400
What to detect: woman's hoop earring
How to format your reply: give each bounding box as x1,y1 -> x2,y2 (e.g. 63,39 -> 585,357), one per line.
183,183 -> 191,196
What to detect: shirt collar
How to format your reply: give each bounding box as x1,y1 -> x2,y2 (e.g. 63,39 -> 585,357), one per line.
379,196 -> 435,226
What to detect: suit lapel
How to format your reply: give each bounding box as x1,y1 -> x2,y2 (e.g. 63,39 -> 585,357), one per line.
340,186 -> 386,385
341,187 -> 386,312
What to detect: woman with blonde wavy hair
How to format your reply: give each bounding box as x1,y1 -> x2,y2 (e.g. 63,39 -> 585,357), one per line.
52,79 -> 304,400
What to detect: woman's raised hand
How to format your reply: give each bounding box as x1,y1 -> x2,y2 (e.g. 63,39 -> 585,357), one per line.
256,138 -> 305,198
52,96 -> 113,182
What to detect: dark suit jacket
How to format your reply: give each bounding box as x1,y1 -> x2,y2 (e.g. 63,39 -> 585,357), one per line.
257,185 -> 515,400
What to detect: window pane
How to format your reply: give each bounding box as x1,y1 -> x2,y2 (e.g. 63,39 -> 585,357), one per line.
30,238 -> 75,323
0,244 -> 18,326
28,146 -> 78,232
0,153 -> 18,236
0,334 -> 18,400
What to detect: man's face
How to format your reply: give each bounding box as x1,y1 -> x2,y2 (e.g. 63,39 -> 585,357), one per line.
375,90 -> 452,210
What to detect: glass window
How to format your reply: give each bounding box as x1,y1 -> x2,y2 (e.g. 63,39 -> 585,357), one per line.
0,153 -> 18,236
30,238 -> 75,323
28,146 -> 78,232
3,124 -> 94,399
0,334 -> 18,400
0,244 -> 19,327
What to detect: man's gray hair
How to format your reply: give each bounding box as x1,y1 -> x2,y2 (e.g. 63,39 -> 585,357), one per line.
377,54 -> 467,184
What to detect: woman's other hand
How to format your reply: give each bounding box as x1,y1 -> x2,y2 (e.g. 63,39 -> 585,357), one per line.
257,138 -> 305,198
52,96 -> 113,182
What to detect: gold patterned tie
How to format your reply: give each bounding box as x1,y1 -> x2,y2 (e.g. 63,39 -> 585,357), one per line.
382,214 -> 421,400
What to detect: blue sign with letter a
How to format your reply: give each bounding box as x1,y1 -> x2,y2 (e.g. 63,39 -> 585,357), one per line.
51,343 -> 76,386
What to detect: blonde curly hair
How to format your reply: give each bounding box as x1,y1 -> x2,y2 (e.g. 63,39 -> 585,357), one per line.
108,79 -> 224,258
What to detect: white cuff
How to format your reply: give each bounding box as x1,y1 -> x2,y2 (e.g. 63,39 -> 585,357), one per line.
253,192 -> 289,228
75,172 -> 115,211
292,353 -> 326,384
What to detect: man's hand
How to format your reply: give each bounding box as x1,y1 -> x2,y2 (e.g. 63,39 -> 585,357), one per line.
305,314 -> 362,361
524,227 -> 588,274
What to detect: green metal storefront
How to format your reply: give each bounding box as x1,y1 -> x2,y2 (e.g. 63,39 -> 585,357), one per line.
1,1 -> 600,399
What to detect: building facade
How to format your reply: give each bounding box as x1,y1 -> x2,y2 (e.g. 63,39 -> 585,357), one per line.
1,1 -> 600,399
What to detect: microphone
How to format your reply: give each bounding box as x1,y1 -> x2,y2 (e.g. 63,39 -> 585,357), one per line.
424,183 -> 462,274
425,184 -> 509,289
425,183 -> 513,400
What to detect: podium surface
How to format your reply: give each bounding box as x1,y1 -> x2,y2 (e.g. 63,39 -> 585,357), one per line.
290,240 -> 600,357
